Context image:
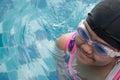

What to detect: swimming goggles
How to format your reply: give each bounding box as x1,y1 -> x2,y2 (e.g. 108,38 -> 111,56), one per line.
77,22 -> 120,57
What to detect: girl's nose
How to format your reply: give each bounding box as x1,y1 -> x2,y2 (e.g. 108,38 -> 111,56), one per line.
81,43 -> 93,54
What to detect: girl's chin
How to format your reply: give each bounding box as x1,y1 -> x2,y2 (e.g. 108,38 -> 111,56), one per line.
76,53 -> 94,65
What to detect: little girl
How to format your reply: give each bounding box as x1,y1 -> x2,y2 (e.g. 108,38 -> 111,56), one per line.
55,0 -> 120,80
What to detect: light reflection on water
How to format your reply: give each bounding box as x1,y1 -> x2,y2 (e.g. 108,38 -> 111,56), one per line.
0,0 -> 100,80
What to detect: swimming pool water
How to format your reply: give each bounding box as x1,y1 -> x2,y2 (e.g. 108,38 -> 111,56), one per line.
0,0 -> 100,80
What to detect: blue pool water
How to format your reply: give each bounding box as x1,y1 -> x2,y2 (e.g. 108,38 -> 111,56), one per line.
0,0 -> 100,80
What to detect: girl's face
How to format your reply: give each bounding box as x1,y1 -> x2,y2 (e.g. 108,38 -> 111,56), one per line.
75,20 -> 117,66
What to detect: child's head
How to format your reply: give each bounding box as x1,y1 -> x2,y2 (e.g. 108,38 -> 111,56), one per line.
75,0 -> 120,66
86,0 -> 120,51
76,21 -> 118,66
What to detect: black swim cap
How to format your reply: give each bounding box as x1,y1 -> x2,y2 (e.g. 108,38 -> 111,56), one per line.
86,0 -> 120,50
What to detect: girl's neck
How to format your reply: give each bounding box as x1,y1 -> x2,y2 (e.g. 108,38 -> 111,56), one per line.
75,58 -> 116,80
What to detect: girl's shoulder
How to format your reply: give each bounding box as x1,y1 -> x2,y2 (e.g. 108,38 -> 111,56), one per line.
56,33 -> 73,51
